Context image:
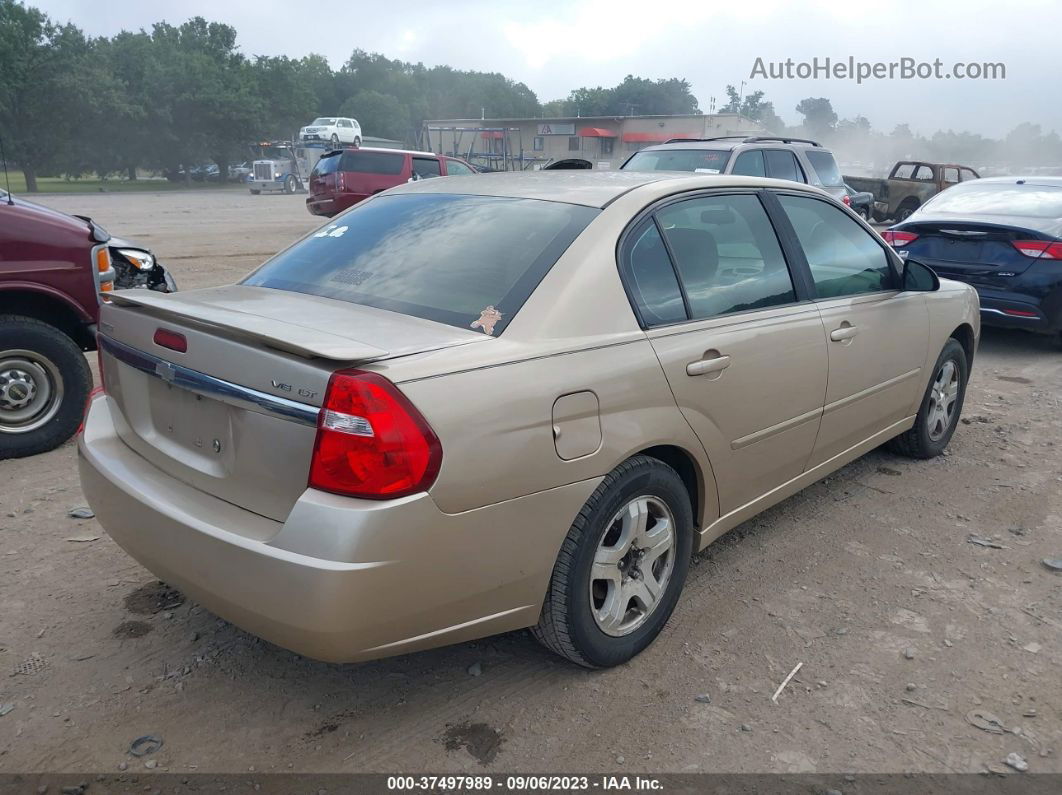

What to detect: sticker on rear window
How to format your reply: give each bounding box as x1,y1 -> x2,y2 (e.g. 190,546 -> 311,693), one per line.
470,306 -> 503,336
313,224 -> 348,238
695,168 -> 720,174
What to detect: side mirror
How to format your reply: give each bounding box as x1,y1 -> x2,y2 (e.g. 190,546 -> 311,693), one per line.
902,258 -> 940,292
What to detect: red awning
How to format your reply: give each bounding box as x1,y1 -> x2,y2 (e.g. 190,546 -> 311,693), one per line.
578,127 -> 616,138
480,131 -> 505,139
621,131 -> 693,143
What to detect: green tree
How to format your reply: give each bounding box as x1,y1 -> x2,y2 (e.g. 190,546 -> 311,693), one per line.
339,89 -> 409,141
795,97 -> 837,139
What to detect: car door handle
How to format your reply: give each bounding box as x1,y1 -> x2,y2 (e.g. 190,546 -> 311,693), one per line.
830,325 -> 859,342
686,355 -> 731,377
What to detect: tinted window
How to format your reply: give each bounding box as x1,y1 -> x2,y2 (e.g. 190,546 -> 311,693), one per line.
622,223 -> 687,326
923,181 -> 1062,217
765,150 -> 804,183
339,151 -> 404,175
657,194 -> 796,319
312,154 -> 340,176
243,194 -> 598,334
731,150 -> 766,177
805,150 -> 843,186
779,194 -> 894,298
623,148 -> 731,174
412,157 -> 442,178
445,159 -> 475,176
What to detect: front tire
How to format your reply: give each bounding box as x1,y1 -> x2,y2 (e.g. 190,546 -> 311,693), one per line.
284,175 -> 297,194
533,455 -> 694,668
330,134 -> 340,148
888,338 -> 968,459
0,316 -> 92,459
354,136 -> 362,148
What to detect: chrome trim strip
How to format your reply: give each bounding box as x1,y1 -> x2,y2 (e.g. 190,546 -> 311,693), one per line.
731,406 -> 822,451
980,307 -> 1039,320
99,335 -> 320,427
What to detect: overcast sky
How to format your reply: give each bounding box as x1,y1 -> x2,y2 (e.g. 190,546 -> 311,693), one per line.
34,0 -> 1060,138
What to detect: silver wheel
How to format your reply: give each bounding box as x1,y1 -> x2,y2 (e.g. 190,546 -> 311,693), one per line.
0,349 -> 64,434
590,495 -> 676,637
925,359 -> 959,441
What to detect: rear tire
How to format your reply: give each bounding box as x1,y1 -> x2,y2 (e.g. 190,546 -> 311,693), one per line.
533,455 -> 693,668
0,316 -> 91,460
888,338 -> 968,459
896,199 -> 920,222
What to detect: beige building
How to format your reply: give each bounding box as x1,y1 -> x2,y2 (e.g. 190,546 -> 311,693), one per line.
421,113 -> 765,171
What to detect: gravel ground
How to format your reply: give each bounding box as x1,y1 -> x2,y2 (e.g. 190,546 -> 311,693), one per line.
0,189 -> 1060,776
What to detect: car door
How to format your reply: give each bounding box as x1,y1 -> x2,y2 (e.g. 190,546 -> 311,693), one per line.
623,191 -> 828,515
773,192 -> 929,467
336,119 -> 353,143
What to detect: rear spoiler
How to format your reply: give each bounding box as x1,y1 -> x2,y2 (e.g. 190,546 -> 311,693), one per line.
107,290 -> 390,362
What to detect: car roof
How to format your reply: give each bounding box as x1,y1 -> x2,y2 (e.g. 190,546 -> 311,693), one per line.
322,146 -> 436,157
636,137 -> 835,155
387,170 -> 830,208
962,176 -> 1062,188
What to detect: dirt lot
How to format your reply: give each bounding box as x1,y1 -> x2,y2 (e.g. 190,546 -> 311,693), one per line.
1,189 -> 1060,776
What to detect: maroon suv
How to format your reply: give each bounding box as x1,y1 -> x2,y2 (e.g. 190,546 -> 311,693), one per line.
0,189 -> 175,458
306,148 -> 477,217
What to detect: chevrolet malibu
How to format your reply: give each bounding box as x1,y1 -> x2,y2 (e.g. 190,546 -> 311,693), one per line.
79,172 -> 979,668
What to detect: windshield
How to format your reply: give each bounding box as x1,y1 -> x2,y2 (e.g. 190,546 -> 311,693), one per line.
623,148 -> 731,174
243,194 -> 599,334
922,182 -> 1062,218
311,118 -> 336,126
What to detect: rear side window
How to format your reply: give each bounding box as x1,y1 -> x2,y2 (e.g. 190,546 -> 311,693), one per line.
412,157 -> 442,179
779,194 -> 894,298
805,150 -> 843,186
657,194 -> 796,319
731,150 -> 766,177
622,222 -> 687,326
765,150 -> 805,183
339,151 -> 404,175
623,149 -> 731,174
312,154 -> 340,176
243,194 -> 598,335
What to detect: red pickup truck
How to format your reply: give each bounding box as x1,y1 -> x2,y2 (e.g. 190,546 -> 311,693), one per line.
0,189 -> 175,459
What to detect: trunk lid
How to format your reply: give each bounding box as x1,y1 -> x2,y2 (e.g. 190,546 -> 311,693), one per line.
98,285 -> 486,520
897,219 -> 1055,283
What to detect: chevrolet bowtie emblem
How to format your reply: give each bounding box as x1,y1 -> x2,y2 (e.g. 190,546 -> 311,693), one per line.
155,361 -> 176,383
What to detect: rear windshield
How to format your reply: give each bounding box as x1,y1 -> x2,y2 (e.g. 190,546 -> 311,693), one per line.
339,150 -> 405,175
805,150 -> 843,186
623,148 -> 731,174
243,194 -> 598,334
923,182 -> 1062,218
312,154 -> 340,176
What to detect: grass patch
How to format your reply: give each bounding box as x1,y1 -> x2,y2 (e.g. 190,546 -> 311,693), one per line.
1,170 -> 243,194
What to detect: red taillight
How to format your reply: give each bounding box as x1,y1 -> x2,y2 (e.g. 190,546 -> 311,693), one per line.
153,328 -> 187,353
1002,308 -> 1039,317
308,370 -> 442,499
842,194 -> 851,206
882,230 -> 919,247
1011,240 -> 1062,259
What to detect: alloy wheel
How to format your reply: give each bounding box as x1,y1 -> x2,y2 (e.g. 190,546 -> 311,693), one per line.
926,359 -> 960,441
589,495 -> 676,637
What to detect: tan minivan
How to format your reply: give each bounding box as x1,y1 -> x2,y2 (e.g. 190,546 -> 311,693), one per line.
80,171 -> 979,667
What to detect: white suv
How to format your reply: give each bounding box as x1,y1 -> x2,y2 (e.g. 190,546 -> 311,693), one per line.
299,117 -> 362,148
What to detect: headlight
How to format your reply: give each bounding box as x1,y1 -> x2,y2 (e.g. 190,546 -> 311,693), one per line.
275,172 -> 281,179
115,248 -> 155,271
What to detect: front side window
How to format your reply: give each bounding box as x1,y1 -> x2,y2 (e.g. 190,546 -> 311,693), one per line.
337,119 -> 352,128
623,148 -> 731,173
656,194 -> 796,319
893,163 -> 916,179
244,194 -> 598,335
778,194 -> 894,299
913,165 -> 934,180
445,159 -> 475,176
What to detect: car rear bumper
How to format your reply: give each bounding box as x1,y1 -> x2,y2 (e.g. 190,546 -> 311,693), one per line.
77,395 -> 597,662
305,195 -> 337,216
976,290 -> 1058,333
